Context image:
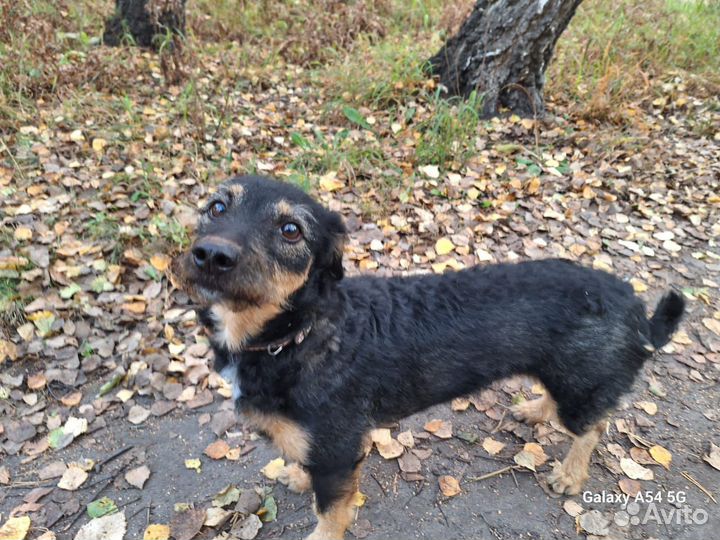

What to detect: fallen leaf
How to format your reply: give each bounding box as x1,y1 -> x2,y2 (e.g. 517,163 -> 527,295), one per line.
170,508 -> 205,540
634,401 -> 657,415
74,512 -> 126,540
184,459 -> 202,474
397,430 -> 414,448
87,497 -> 118,518
482,437 -> 505,456
0,516 -> 31,540
438,475 -> 461,497
58,465 -> 88,490
150,254 -> 171,272
231,514 -> 262,540
620,458 -> 654,480
435,237 -> 455,255
578,510 -> 609,536
143,524 -> 170,540
258,495 -> 277,523
451,397 -> 470,411
318,171 -> 344,192
618,478 -> 642,497
513,449 -> 537,471
419,164 -> 440,179
703,318 -> 720,336
649,445 -> 672,469
376,438 -> 404,459
523,442 -> 548,467
370,428 -> 392,446
204,507 -> 230,527
563,500 -> 584,517
398,452 -> 421,473
261,457 -> 286,480
424,419 -> 452,439
128,405 -> 150,425
703,443 -> 720,471
125,465 -> 151,489
204,440 -> 230,460
213,485 -> 241,508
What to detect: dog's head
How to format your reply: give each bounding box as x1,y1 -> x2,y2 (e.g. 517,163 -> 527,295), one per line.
171,175 -> 347,309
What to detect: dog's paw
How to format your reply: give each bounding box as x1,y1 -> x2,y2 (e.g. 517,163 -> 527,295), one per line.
305,529 -> 343,540
547,461 -> 588,495
511,399 -> 546,424
277,462 -> 311,493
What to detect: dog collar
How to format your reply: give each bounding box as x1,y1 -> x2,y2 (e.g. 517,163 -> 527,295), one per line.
243,324 -> 312,356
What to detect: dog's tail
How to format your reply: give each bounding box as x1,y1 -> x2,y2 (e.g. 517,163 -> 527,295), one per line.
648,291 -> 685,349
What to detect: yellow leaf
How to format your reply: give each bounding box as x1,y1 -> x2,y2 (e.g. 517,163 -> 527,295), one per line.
70,129 -> 85,142
261,457 -> 286,480
467,187 -> 480,200
14,226 -> 32,241
438,475 -> 461,497
351,491 -> 367,507
0,516 -> 31,540
435,237 -> 455,255
318,171 -> 344,192
185,458 -> 202,473
92,138 -> 107,153
150,254 -> 172,272
649,445 -> 672,470
630,278 -> 648,293
143,524 -> 170,540
634,401 -> 657,416
0,339 -> 18,364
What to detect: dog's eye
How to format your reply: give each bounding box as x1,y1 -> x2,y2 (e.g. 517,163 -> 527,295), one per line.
209,201 -> 226,218
280,222 -> 302,242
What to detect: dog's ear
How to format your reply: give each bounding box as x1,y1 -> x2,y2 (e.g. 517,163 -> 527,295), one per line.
318,210 -> 347,281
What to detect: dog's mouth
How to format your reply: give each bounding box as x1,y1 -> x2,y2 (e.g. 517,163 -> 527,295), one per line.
170,252 -> 264,306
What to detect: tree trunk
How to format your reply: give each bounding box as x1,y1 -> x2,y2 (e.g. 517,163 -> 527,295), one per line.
103,0 -> 186,50
429,0 -> 582,117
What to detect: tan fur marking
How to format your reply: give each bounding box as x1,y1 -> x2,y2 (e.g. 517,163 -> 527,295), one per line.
229,183 -> 245,197
278,462 -> 311,493
275,199 -> 294,216
212,303 -> 282,351
307,466 -> 361,540
512,393 -> 558,424
245,410 -> 311,464
548,420 -> 606,495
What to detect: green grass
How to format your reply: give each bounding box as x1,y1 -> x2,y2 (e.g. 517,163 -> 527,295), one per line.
415,90 -> 483,167
549,0 -> 720,116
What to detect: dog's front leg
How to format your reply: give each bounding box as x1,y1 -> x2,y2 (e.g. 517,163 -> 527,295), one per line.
306,461 -> 362,540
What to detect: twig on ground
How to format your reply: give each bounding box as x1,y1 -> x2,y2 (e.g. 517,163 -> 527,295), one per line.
681,471 -> 717,503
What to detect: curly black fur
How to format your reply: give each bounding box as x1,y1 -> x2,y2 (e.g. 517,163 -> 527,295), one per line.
183,175 -> 684,524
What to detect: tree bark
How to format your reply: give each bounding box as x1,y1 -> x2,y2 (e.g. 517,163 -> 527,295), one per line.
103,0 -> 186,50
429,0 -> 582,117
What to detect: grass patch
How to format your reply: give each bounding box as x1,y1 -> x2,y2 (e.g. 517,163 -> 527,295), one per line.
550,0 -> 720,118
415,90 -> 482,167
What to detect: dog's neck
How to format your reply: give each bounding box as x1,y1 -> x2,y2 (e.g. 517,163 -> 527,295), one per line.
206,272 -> 342,353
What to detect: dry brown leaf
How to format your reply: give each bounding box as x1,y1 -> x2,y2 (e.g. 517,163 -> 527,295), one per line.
125,465 -> 151,489
482,437 -> 505,456
703,318 -> 720,336
451,397 -> 470,411
634,401 -> 657,415
376,438 -> 404,459
618,478 -> 642,497
703,443 -> 720,471
204,440 -> 230,460
170,508 -> 205,540
369,428 -> 392,446
424,419 -> 452,439
397,430 -> 414,448
0,516 -> 31,540
438,475 -> 461,497
563,500 -> 584,517
523,442 -> 548,467
513,449 -> 536,471
57,465 -> 88,490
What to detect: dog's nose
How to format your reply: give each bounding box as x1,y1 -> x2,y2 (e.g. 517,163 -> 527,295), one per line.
192,240 -> 239,273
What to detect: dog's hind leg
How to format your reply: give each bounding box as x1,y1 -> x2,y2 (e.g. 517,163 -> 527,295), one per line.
547,420 -> 606,495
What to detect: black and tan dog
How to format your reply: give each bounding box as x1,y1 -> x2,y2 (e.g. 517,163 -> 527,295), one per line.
172,175 -> 685,539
